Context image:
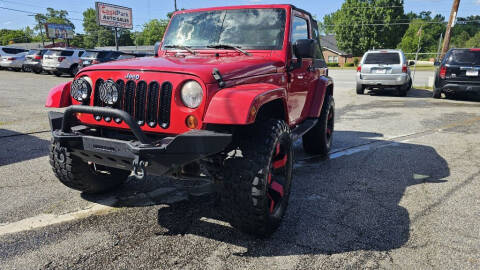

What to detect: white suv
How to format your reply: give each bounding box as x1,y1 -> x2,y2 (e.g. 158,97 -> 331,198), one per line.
42,48 -> 85,76
356,49 -> 414,96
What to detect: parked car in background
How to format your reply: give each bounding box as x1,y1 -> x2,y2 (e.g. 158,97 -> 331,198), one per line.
0,46 -> 27,57
0,51 -> 28,71
79,50 -> 135,69
356,49 -> 414,96
0,46 -> 27,70
433,48 -> 480,99
42,48 -> 85,76
23,49 -> 48,73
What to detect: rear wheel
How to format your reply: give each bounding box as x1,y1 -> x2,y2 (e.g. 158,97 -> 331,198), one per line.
53,71 -> 62,77
49,142 -> 129,194
302,95 -> 335,156
397,86 -> 407,97
356,84 -> 365,94
70,64 -> 79,76
33,68 -> 42,74
432,88 -> 441,99
220,119 -> 293,237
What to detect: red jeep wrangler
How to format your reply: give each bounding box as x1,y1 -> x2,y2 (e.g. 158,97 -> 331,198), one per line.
46,4 -> 334,236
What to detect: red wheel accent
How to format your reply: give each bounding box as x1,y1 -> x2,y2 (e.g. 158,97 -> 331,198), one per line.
273,154 -> 287,169
267,142 -> 288,214
270,181 -> 284,197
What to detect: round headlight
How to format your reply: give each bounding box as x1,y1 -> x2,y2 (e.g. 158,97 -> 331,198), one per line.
181,80 -> 203,109
70,77 -> 92,102
99,79 -> 119,105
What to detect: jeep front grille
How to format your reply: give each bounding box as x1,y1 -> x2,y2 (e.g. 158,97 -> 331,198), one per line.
93,79 -> 172,129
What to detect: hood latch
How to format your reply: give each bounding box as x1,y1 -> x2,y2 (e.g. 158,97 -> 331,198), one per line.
212,68 -> 226,88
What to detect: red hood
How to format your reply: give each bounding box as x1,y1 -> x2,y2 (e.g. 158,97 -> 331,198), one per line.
79,54 -> 285,84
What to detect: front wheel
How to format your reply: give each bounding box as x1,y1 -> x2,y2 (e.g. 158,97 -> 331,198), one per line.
53,71 -> 62,77
49,142 -> 129,194
220,119 -> 293,237
302,95 -> 335,156
70,65 -> 79,76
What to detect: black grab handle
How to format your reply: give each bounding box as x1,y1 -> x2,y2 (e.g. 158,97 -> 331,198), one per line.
62,105 -> 152,145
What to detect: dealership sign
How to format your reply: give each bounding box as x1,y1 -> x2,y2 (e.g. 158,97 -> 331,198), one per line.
95,2 -> 133,29
45,23 -> 74,39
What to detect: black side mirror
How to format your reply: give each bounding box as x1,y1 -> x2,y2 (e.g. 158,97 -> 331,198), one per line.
294,39 -> 315,59
154,41 -> 162,57
408,60 -> 415,66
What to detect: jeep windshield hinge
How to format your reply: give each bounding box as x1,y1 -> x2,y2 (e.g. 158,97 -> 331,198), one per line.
212,68 -> 226,88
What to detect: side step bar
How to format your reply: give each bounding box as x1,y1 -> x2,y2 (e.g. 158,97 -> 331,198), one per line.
291,119 -> 318,141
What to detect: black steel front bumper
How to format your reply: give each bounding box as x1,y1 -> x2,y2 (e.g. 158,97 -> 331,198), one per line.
49,105 -> 232,177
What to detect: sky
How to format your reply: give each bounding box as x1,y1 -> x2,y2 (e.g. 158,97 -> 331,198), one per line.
1,0 -> 480,33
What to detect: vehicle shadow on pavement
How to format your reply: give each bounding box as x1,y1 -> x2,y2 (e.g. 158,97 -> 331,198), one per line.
154,131 -> 450,256
0,129 -> 49,167
366,88 -> 432,98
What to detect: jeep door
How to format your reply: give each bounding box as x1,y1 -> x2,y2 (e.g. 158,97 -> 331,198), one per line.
287,11 -> 314,124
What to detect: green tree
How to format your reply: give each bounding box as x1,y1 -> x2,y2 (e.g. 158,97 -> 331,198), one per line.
0,29 -> 31,45
325,0 -> 407,56
465,32 -> 480,48
137,19 -> 169,45
398,16 -> 445,55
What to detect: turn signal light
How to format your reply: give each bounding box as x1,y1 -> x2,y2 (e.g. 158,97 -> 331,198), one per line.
34,55 -> 42,60
402,65 -> 407,73
440,66 -> 447,79
357,65 -> 361,72
186,115 -> 198,129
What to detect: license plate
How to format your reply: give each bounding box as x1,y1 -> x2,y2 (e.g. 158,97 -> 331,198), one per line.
375,69 -> 386,74
466,70 -> 478,76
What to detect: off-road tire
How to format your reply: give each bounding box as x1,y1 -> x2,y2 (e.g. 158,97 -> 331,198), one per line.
432,88 -> 441,99
302,95 -> 335,156
220,119 -> 293,237
49,141 -> 129,194
356,84 -> 365,94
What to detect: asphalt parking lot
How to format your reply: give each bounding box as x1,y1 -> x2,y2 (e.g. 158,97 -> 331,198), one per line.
0,69 -> 479,269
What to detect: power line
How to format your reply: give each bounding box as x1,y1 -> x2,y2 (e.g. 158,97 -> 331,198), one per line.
0,6 -> 83,21
0,0 -> 82,14
324,20 -> 480,27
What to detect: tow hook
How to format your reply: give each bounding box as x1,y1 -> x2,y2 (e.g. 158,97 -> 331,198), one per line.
132,157 -> 148,180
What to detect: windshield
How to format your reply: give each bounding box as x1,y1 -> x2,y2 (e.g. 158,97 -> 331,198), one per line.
163,8 -> 286,50
447,50 -> 480,66
364,53 -> 401,65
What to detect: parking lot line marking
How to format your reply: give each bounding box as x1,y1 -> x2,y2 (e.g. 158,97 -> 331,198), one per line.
0,198 -> 118,237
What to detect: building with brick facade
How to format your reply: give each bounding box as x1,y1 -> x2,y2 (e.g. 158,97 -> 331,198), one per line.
320,35 -> 353,67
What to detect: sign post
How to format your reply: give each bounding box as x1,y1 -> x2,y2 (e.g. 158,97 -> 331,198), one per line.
95,2 -> 133,51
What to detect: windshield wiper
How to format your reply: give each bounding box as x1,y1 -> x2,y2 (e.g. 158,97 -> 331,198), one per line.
164,45 -> 196,55
207,44 -> 250,56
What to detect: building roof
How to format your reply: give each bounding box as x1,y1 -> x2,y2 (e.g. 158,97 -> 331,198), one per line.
320,35 -> 351,56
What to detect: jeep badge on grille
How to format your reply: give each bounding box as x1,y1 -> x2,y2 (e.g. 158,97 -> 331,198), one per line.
125,73 -> 140,80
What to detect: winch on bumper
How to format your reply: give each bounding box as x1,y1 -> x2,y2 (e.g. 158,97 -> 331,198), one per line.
49,105 -> 232,178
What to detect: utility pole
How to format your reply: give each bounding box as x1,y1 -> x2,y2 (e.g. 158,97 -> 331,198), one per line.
440,0 -> 460,60
174,0 -> 178,11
